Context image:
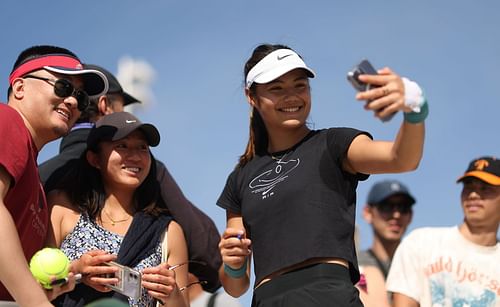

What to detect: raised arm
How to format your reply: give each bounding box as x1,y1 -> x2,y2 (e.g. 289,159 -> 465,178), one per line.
345,68 -> 426,174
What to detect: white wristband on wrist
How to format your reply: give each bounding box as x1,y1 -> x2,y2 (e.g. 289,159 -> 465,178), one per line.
402,77 -> 425,112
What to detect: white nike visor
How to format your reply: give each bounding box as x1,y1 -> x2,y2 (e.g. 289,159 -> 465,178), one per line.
245,49 -> 315,89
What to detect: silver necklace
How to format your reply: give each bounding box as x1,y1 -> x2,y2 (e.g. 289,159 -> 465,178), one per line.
270,150 -> 291,163
270,150 -> 293,174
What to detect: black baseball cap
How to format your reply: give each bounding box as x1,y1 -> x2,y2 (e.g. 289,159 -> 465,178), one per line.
87,112 -> 159,151
457,156 -> 500,186
83,64 -> 140,106
367,180 -> 416,206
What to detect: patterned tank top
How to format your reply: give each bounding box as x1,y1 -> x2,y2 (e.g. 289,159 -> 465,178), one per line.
60,213 -> 163,307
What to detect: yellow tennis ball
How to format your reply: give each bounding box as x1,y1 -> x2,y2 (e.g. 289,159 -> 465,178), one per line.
29,248 -> 70,289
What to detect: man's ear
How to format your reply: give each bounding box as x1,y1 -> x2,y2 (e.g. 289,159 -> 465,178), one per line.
11,79 -> 25,100
97,96 -> 114,115
362,205 -> 374,224
86,150 -> 100,169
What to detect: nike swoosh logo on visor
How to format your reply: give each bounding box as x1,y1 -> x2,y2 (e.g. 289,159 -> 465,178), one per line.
277,54 -> 293,60
125,120 -> 137,124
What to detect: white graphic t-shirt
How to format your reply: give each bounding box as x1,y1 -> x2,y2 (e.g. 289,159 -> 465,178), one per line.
386,226 -> 500,307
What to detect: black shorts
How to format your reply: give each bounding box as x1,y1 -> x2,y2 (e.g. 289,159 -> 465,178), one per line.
251,263 -> 363,307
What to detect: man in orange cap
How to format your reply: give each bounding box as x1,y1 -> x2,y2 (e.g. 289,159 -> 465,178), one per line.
386,156 -> 500,307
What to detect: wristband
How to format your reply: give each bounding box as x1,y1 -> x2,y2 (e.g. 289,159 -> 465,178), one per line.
224,261 -> 247,279
404,100 -> 429,124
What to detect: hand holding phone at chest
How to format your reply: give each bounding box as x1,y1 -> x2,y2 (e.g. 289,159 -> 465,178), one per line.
104,261 -> 142,300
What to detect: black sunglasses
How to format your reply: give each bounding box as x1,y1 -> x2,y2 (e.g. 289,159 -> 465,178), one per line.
23,75 -> 89,111
376,201 -> 413,215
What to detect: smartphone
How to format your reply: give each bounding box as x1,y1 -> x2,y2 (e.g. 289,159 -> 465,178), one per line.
347,59 -> 379,92
104,261 -> 142,300
347,59 -> 395,122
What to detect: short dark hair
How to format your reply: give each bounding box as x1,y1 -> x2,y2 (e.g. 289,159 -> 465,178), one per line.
7,45 -> 79,98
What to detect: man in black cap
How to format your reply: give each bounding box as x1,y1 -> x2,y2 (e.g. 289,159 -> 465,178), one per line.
39,64 -> 222,293
0,45 -> 108,306
386,156 -> 500,307
359,179 -> 416,280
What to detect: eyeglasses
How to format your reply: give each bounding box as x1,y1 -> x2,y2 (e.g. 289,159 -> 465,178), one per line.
167,260 -> 208,292
23,75 -> 89,111
375,201 -> 412,215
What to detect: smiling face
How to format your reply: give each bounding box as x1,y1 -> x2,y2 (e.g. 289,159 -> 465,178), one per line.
460,178 -> 500,229
87,130 -> 152,192
12,69 -> 83,147
248,69 -> 311,133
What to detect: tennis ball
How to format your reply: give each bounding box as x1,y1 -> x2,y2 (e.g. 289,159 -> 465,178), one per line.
29,248 -> 70,289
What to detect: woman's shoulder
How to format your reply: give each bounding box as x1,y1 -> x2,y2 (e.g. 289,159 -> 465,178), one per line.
48,189 -> 82,247
166,220 -> 183,235
47,189 -> 80,214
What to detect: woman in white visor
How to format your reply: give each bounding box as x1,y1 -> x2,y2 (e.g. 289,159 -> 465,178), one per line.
216,43 -> 428,306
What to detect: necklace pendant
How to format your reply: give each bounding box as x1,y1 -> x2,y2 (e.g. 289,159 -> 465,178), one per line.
111,221 -> 115,226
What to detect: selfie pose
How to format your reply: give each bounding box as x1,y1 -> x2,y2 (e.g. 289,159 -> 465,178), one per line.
47,112 -> 188,307
217,43 -> 428,306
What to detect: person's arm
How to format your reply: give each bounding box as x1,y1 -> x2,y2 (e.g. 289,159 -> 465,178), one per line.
0,165 -> 53,306
386,230 -> 424,307
357,265 -> 390,307
155,160 -> 222,291
393,292 -> 420,307
142,221 -> 189,307
218,211 -> 252,298
345,68 -> 426,174
46,190 -> 118,292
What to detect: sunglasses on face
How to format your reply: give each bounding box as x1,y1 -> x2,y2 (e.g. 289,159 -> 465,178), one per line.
375,201 -> 413,215
23,75 -> 89,111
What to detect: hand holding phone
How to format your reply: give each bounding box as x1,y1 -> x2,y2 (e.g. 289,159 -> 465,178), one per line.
347,59 -> 396,122
347,59 -> 380,92
104,261 -> 142,300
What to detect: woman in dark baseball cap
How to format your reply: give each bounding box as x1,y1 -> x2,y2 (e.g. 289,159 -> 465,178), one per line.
48,112 -> 189,307
86,112 -> 160,151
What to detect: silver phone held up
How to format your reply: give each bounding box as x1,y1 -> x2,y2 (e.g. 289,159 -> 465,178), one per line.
104,261 -> 142,300
347,59 -> 395,122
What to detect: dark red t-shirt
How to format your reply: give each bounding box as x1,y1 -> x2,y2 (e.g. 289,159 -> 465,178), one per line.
0,104 -> 48,300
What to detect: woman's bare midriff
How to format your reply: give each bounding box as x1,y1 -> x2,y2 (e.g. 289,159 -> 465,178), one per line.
255,257 -> 349,289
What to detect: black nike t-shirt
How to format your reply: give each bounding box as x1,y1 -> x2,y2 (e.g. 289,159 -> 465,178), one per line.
217,128 -> 371,285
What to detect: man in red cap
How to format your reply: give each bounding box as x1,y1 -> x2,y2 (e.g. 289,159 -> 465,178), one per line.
386,156 -> 500,307
0,45 -> 108,306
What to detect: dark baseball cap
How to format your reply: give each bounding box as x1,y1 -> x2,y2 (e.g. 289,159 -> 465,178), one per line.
83,64 -> 140,106
367,180 -> 416,206
457,156 -> 500,186
87,112 -> 159,151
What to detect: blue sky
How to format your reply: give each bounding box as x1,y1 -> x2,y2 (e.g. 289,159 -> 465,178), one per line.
2,1 -> 499,305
